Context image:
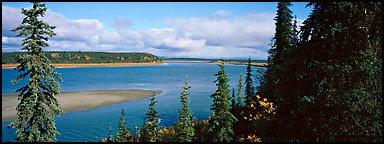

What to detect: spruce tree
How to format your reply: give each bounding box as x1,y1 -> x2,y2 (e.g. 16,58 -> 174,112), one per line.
262,2 -> 295,105
115,109 -> 133,142
141,93 -> 161,142
237,74 -> 244,107
208,60 -> 238,142
244,58 -> 255,106
257,2 -> 298,141
175,75 -> 195,142
8,2 -> 63,142
231,88 -> 236,108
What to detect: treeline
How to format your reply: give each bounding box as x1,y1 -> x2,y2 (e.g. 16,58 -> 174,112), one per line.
2,51 -> 162,64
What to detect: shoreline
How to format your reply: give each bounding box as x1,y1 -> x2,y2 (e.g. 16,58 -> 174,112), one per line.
209,61 -> 268,67
163,60 -> 210,63
2,89 -> 162,123
2,62 -> 163,69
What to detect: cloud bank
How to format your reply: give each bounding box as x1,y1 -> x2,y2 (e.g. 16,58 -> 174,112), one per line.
1,6 -> 288,59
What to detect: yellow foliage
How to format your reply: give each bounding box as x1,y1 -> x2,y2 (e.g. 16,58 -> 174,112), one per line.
242,95 -> 277,122
159,128 -> 175,135
247,134 -> 262,142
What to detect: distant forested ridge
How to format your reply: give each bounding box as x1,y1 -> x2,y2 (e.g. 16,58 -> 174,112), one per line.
2,51 -> 162,64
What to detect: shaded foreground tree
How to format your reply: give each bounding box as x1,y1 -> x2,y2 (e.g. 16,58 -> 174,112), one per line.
263,2 -> 382,142
260,2 -> 295,106
208,60 -> 237,142
175,75 -> 195,142
8,2 -> 63,142
244,58 -> 255,106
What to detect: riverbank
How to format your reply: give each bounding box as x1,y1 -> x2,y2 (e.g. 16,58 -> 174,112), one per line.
209,61 -> 268,67
2,62 -> 163,69
2,90 -> 162,123
163,60 -> 210,63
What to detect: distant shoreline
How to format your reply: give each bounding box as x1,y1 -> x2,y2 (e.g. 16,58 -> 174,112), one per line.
209,61 -> 268,67
163,60 -> 210,63
2,62 -> 163,69
2,89 -> 162,123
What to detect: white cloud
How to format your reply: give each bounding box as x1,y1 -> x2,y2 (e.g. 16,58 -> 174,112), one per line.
2,6 -> 23,37
2,5 -> 280,59
43,10 -> 104,43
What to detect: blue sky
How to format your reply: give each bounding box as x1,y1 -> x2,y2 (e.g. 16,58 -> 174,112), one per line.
2,2 -> 312,59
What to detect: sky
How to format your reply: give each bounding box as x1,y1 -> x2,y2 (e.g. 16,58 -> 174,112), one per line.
2,2 -> 312,59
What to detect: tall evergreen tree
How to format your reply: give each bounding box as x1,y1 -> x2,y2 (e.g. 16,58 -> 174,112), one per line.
237,74 -> 244,107
231,88 -> 236,108
141,93 -> 161,142
257,2 -> 299,141
175,74 -> 195,142
208,60 -> 238,142
115,109 -> 133,142
8,2 -> 63,142
261,2 -> 295,105
244,58 -> 255,106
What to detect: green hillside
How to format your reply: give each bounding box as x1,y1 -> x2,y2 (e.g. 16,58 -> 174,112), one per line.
2,51 -> 162,64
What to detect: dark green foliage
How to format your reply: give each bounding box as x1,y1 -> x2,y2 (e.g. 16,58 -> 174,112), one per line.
2,51 -> 161,64
244,58 -> 255,106
208,60 -> 238,142
8,2 -> 63,142
175,75 -> 195,142
263,2 -> 382,142
140,93 -> 161,142
291,2 -> 381,141
257,3 -> 296,141
115,109 -> 133,142
261,2 -> 295,105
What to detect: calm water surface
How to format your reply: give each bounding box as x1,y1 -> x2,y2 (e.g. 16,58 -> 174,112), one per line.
2,62 -> 264,142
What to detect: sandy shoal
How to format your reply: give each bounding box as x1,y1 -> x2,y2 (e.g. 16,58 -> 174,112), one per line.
2,62 -> 163,69
2,90 -> 161,123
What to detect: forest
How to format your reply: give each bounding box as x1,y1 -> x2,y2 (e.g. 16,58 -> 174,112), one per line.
2,51 -> 162,64
7,2 -> 382,142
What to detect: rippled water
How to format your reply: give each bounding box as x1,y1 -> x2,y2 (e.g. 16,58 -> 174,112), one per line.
2,62 -> 263,142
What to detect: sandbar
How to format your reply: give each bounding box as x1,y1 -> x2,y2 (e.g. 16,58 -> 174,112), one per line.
2,89 -> 161,123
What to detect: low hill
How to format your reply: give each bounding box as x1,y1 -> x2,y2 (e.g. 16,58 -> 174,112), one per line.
2,51 -> 162,64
